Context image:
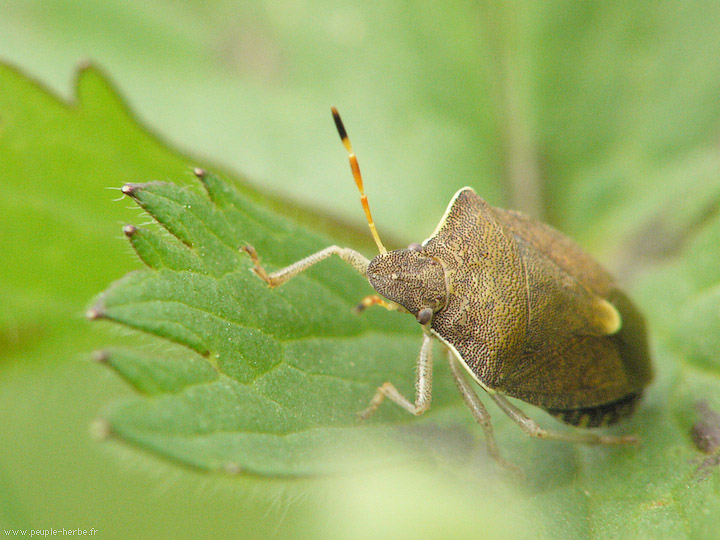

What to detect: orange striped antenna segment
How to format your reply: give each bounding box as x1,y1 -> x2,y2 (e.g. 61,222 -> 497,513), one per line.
331,107 -> 387,255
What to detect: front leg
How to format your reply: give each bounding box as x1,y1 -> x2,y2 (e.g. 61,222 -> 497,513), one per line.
243,245 -> 370,287
359,332 -> 434,419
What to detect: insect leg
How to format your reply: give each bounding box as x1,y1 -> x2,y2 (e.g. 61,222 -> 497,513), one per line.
358,333 -> 433,419
446,351 -> 519,471
488,393 -> 639,445
355,294 -> 398,313
243,245 -> 370,287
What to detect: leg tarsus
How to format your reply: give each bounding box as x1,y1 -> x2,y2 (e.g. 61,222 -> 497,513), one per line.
358,381 -> 428,420
242,245 -> 274,286
359,333 -> 433,419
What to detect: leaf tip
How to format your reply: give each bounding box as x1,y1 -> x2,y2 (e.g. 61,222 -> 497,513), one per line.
222,462 -> 243,476
85,305 -> 106,321
92,349 -> 111,364
89,418 -> 113,441
75,57 -> 95,73
121,183 -> 141,198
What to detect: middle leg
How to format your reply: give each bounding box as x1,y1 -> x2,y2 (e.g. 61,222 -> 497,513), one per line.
359,332 -> 433,419
446,350 -> 519,472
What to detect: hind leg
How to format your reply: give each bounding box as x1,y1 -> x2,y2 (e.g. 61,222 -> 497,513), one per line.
488,393 -> 639,445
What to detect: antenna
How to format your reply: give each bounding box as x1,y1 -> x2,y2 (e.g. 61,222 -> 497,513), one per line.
331,107 -> 387,254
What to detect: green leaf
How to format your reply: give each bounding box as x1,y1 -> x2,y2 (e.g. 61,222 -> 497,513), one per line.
91,167 -> 720,534
90,172 -> 470,475
74,66 -> 719,535
4,1 -> 720,537
88,161 -> 720,533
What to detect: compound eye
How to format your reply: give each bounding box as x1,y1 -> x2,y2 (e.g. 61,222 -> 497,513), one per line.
407,242 -> 422,252
416,307 -> 433,325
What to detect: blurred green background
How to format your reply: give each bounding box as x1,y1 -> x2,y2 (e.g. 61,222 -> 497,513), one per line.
2,1 -> 720,539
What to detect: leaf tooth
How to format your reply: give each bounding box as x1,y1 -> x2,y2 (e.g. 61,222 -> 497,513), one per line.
121,182 -> 196,247
85,304 -> 106,320
126,182 -> 241,273
124,315 -> 208,357
194,170 -> 297,243
222,462 -> 243,475
124,224 -> 204,272
196,169 -> 235,209
92,349 -> 111,364
92,347 -> 219,394
89,418 -> 113,441
121,182 -> 144,198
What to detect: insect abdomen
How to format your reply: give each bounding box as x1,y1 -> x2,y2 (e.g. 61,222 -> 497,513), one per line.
546,392 -> 642,428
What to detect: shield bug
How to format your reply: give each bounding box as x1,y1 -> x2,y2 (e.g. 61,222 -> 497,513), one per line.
243,108 -> 653,469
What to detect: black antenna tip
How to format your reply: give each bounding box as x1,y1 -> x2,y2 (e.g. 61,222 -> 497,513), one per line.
331,107 -> 348,141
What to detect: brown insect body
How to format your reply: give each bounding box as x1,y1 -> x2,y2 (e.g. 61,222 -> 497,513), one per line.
368,187 -> 652,427
245,108 -> 653,469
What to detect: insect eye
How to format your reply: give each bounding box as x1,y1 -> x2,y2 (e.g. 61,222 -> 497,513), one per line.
416,307 -> 433,325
